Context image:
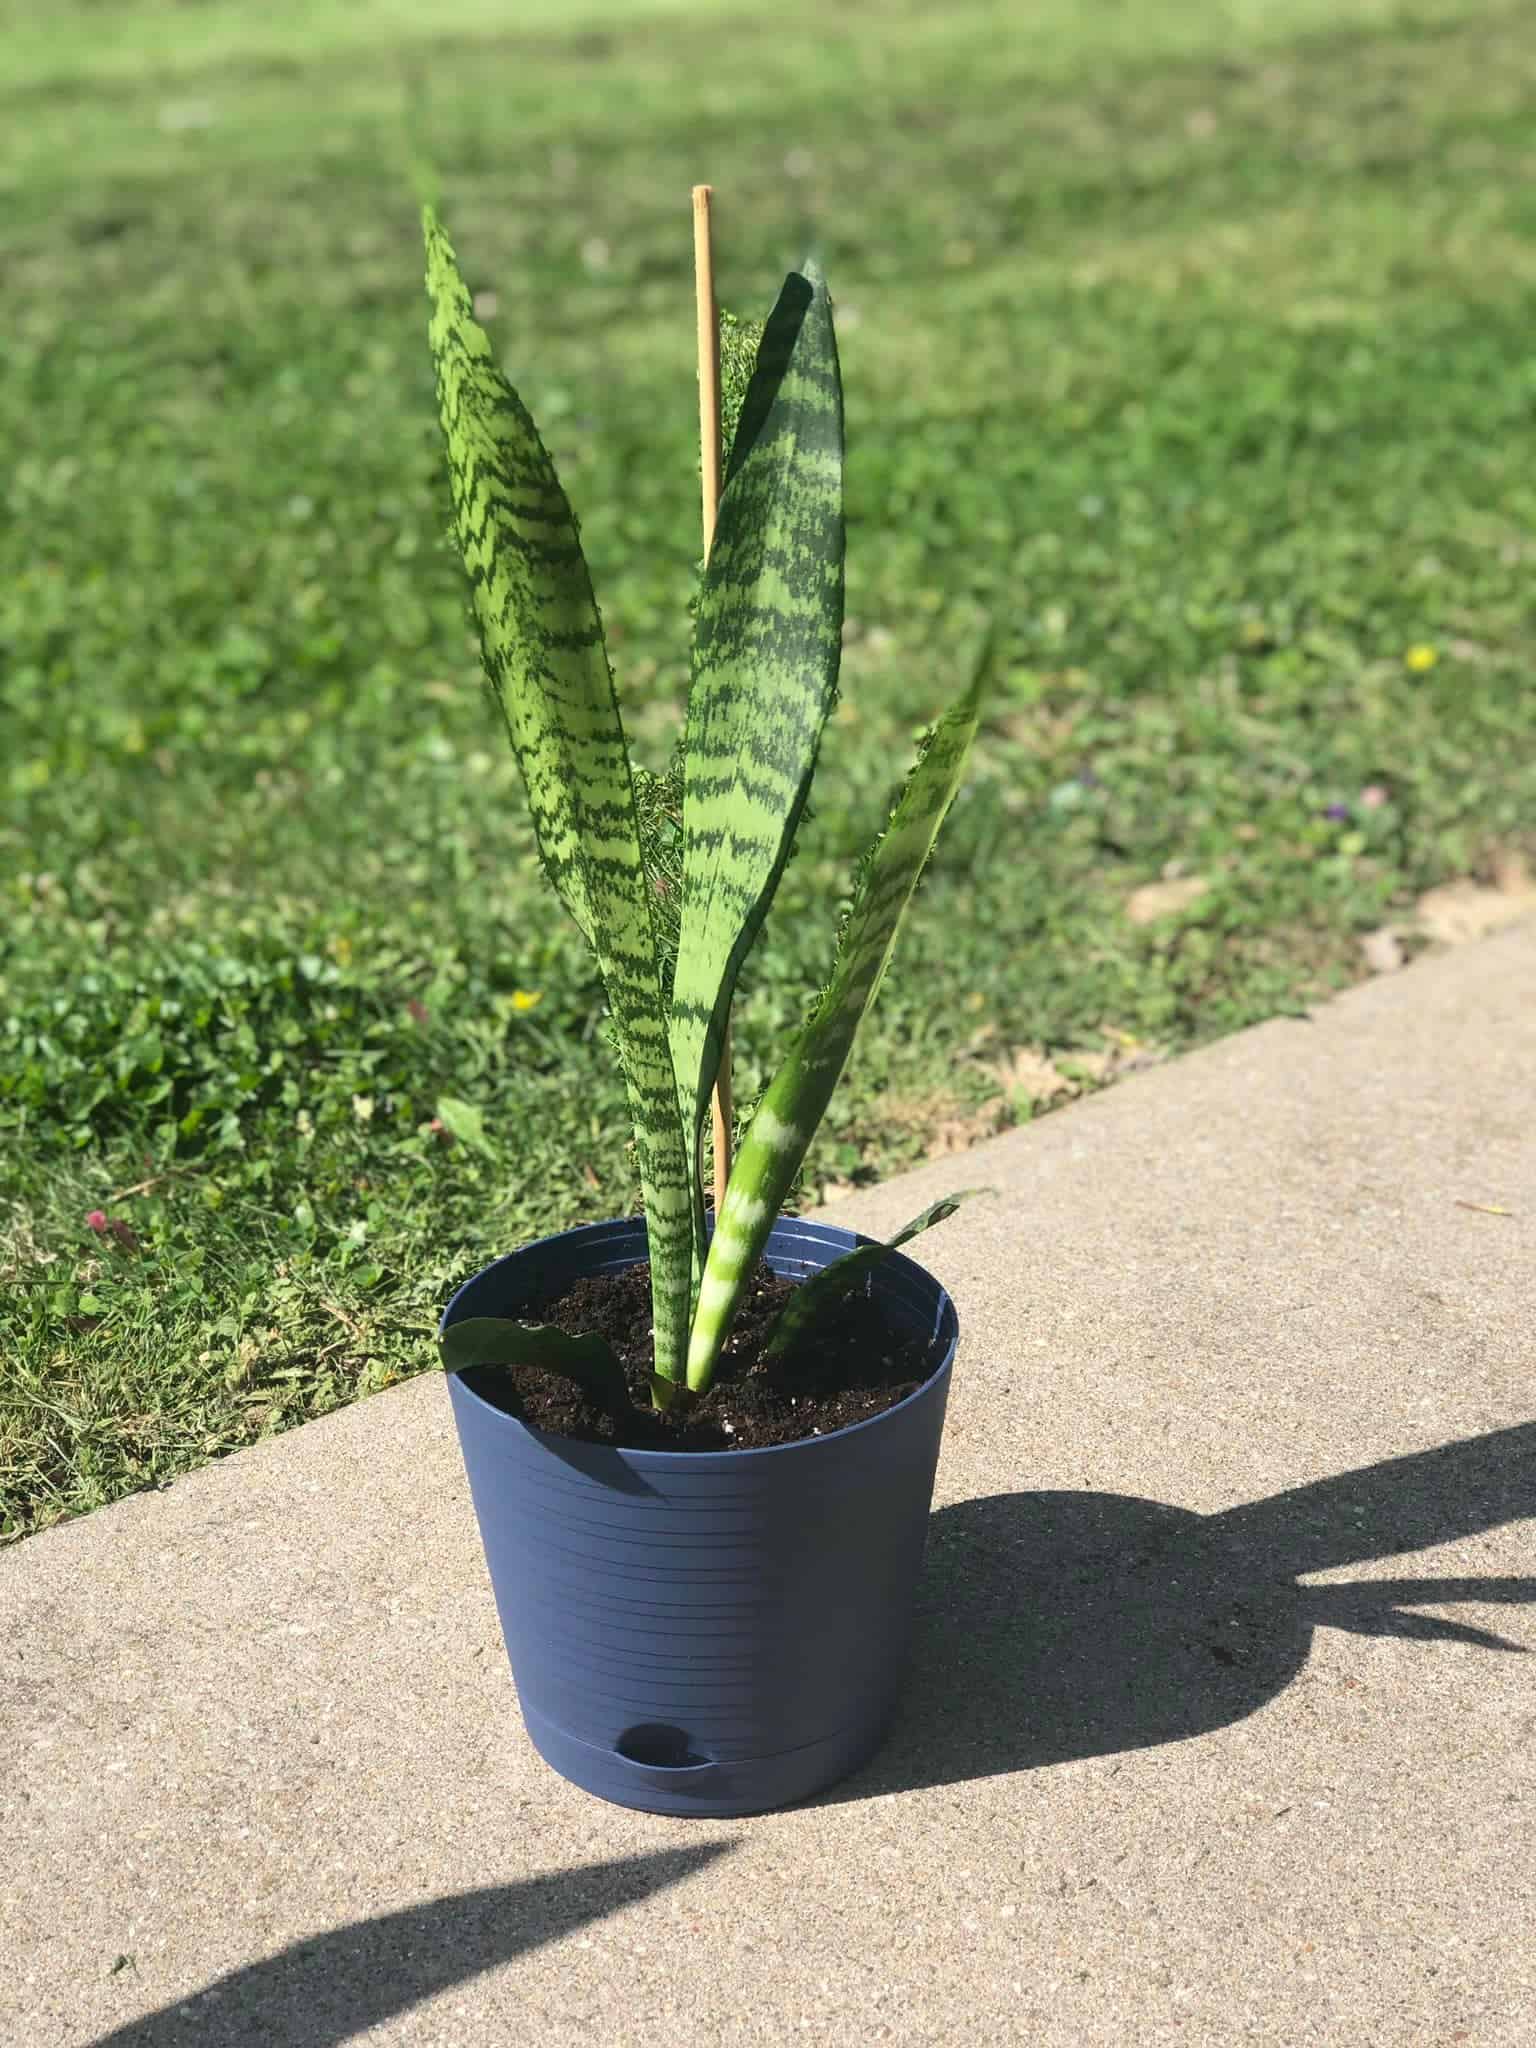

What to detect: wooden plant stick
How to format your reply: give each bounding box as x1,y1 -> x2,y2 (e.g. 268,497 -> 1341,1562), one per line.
693,183 -> 734,1213
693,184 -> 725,560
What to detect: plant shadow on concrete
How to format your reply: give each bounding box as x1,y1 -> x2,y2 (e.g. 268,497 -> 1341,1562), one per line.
834,1420 -> 1536,1799
84,1845 -> 732,2048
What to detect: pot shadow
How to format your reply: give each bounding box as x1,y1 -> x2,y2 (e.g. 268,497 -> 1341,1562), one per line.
835,1420 -> 1536,1800
85,1842 -> 732,2048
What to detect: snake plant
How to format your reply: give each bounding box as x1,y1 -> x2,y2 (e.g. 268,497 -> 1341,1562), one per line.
426,209 -> 986,1407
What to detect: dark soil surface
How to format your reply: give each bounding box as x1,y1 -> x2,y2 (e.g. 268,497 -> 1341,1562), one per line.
459,1258 -> 939,1452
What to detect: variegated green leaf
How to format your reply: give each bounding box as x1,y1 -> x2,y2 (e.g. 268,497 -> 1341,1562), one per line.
759,1189 -> 991,1362
423,209 -> 692,1380
718,309 -> 765,465
686,645 -> 990,1390
671,267 -> 845,1248
439,1316 -> 635,1419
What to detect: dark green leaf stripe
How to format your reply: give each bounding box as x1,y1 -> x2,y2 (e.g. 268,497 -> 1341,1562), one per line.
670,268 -> 845,1234
423,209 -> 692,1379
686,650 -> 988,1389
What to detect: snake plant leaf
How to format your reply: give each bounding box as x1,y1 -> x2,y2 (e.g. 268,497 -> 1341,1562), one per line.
631,745 -> 686,1002
685,642 -> 990,1390
718,310 -> 765,458
423,209 -> 693,1381
670,266 -> 845,1241
438,1317 -> 636,1420
759,1190 -> 991,1362
883,1188 -> 991,1250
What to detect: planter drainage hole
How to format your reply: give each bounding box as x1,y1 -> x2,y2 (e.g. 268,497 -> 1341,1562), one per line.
616,1723 -> 709,1770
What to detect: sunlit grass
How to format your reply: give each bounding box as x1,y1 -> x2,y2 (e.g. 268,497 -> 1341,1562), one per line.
3,0 -> 1533,1539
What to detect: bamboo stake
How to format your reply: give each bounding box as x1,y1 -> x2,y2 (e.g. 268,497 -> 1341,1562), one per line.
693,184 -> 734,1214
693,184 -> 725,562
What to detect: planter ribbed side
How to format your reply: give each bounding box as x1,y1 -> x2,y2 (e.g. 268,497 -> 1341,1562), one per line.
441,1214 -> 957,1817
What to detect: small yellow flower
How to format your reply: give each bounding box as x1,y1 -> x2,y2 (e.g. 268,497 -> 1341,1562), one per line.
510,988 -> 543,1012
1405,643 -> 1438,673
328,934 -> 353,966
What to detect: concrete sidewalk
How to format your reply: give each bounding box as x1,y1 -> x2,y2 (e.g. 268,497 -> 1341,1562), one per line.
5,923 -> 1534,2048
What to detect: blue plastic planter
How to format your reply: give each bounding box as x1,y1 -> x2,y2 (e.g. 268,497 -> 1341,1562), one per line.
441,1214 -> 957,1816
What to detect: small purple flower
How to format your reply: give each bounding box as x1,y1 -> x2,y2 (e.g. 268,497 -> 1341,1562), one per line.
1323,802 -> 1351,823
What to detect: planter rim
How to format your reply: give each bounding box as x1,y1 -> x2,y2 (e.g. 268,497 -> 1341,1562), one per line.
440,1213 -> 958,1469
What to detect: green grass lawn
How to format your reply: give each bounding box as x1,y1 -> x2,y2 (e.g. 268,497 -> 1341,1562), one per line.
4,0 -> 1534,1541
